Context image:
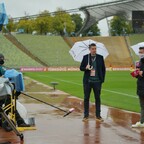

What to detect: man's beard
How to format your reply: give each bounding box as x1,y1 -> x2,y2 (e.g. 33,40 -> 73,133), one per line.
91,53 -> 96,56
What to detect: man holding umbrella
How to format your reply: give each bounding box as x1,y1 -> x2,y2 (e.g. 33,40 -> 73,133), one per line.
80,43 -> 106,122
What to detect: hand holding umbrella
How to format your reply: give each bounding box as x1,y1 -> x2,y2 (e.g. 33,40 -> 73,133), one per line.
69,39 -> 109,62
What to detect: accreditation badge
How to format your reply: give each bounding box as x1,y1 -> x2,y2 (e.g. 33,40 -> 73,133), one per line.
90,69 -> 95,76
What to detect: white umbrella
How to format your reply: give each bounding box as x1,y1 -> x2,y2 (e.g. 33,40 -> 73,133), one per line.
69,39 -> 109,62
131,42 -> 144,55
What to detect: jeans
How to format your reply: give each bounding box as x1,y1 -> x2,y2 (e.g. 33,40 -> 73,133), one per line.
83,82 -> 102,118
139,96 -> 144,123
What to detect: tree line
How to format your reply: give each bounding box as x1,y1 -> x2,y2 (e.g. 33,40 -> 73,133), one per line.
4,9 -> 133,36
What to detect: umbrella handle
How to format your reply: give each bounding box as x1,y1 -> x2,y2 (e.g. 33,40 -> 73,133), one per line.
88,54 -> 89,65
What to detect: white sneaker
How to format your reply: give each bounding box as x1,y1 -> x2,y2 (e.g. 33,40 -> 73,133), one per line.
132,122 -> 144,128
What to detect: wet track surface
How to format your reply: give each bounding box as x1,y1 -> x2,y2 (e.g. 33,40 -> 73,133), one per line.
1,100 -> 144,144
0,77 -> 144,144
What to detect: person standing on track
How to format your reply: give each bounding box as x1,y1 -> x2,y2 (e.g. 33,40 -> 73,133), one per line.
132,47 -> 144,127
80,43 -> 106,122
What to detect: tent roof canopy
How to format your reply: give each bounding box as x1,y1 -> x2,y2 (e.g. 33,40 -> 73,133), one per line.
77,0 -> 144,34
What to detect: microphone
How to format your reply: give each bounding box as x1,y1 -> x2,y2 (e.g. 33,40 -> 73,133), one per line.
63,108 -> 75,117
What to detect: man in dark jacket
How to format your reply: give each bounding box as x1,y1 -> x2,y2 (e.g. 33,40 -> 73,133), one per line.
132,47 -> 144,127
80,43 -> 106,122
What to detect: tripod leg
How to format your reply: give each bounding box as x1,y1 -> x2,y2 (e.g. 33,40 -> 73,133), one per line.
0,107 -> 24,141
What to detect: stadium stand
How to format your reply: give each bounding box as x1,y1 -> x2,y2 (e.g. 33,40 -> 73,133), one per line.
3,32 -> 144,68
129,34 -> 144,45
0,34 -> 42,68
129,34 -> 144,62
14,34 -> 79,67
4,33 -> 48,66
64,36 -> 134,67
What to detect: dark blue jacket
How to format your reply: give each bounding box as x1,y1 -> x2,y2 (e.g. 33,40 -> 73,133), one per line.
137,58 -> 144,97
80,54 -> 106,84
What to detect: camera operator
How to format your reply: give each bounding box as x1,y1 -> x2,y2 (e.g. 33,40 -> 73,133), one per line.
0,54 -> 30,127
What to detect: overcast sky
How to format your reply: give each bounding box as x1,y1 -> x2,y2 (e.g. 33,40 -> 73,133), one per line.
0,0 -> 115,35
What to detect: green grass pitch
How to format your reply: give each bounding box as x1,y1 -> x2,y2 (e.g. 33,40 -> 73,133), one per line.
24,71 -> 140,113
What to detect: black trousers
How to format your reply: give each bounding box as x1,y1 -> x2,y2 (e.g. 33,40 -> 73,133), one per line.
83,82 -> 102,118
137,80 -> 144,123
139,96 -> 144,123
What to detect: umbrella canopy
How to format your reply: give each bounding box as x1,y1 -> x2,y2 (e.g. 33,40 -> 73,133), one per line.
131,42 -> 144,55
69,39 -> 109,62
0,3 -> 8,31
